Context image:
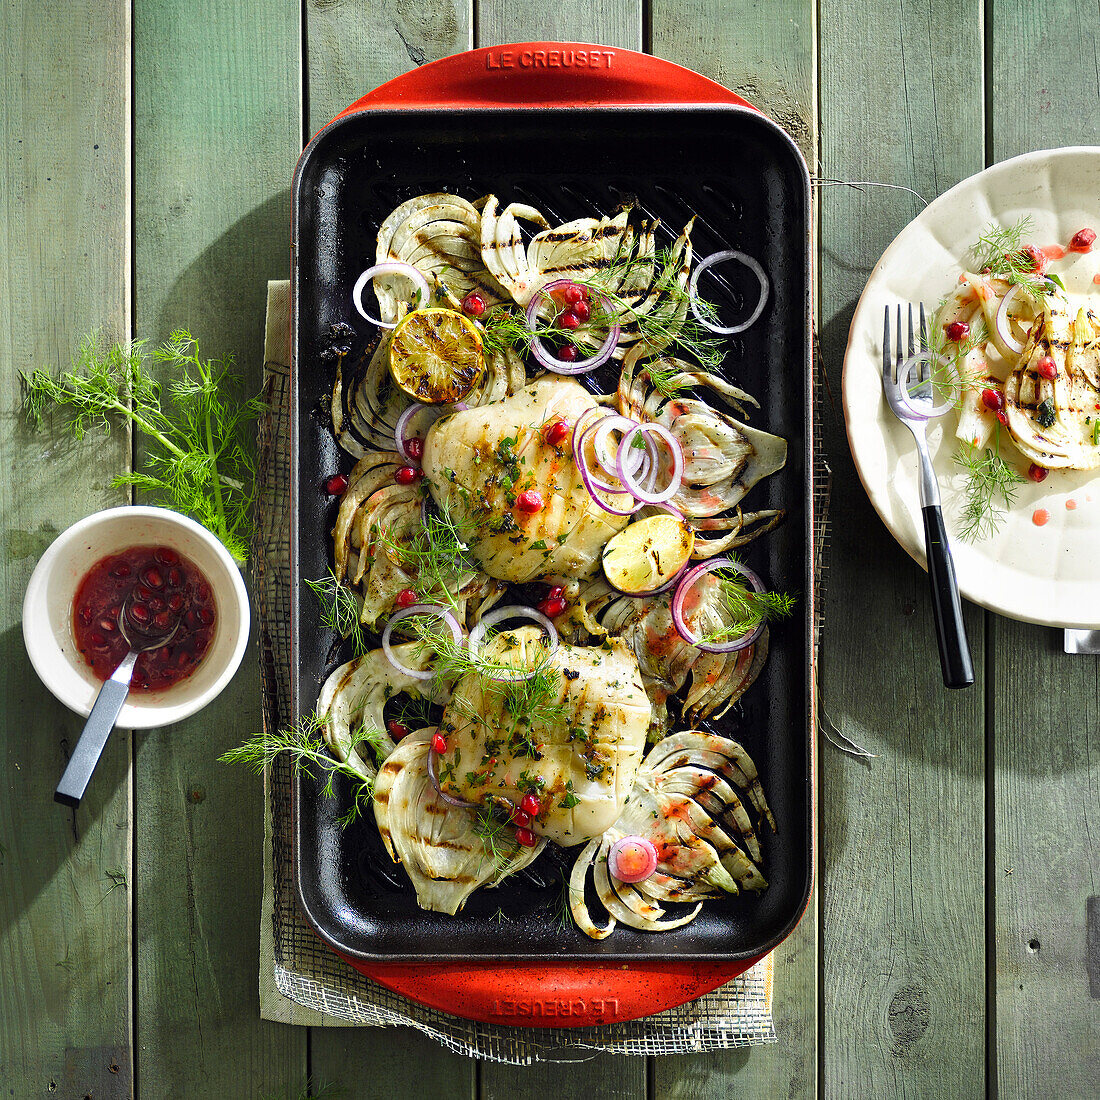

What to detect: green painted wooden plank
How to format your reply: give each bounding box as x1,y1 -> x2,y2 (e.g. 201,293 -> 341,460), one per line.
0,1 -> 133,1096
652,0 -> 816,167
301,1 -> 481,1092
478,0 -> 641,51
650,4 -> 818,1097
132,1 -> 305,1094
305,0 -> 473,137
818,2 -> 988,1097
990,5 -> 1100,1093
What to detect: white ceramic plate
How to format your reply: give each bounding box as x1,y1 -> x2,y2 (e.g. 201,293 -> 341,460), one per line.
843,146 -> 1100,628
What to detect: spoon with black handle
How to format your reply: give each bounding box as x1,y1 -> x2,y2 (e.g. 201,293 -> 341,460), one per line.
55,589 -> 180,808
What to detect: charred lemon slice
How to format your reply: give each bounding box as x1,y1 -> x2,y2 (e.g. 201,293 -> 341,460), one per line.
601,513 -> 695,595
388,307 -> 484,404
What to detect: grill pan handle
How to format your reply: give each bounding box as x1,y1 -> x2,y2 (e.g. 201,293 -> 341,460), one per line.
328,42 -> 756,125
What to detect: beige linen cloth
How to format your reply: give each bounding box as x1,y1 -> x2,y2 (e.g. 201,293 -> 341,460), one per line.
256,280 -> 785,1062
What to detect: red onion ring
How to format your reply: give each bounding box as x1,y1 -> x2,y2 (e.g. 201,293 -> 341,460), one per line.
576,431 -> 646,516
895,353 -> 953,420
525,280 -> 621,374
617,423 -> 684,505
394,402 -> 457,461
467,604 -> 559,679
670,558 -> 765,653
594,414 -> 651,481
426,741 -> 478,808
994,284 -> 1027,355
689,250 -> 769,335
352,262 -> 430,329
609,836 -> 658,882
382,603 -> 462,680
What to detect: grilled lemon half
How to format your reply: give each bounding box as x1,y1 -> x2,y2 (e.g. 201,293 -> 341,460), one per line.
388,308 -> 484,404
601,513 -> 695,595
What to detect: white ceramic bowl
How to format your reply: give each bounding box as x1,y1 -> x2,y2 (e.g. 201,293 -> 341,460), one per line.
22,506 -> 250,728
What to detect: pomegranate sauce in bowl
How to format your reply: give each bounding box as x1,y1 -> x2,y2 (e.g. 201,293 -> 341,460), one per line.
72,545 -> 217,691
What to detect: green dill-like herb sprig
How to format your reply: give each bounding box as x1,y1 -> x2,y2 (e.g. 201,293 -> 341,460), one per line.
968,216 -> 1063,301
305,570 -> 367,657
219,711 -> 384,828
921,310 -> 990,405
697,569 -> 796,646
21,329 -> 262,564
371,504 -> 479,615
472,804 -> 516,868
954,438 -> 1025,542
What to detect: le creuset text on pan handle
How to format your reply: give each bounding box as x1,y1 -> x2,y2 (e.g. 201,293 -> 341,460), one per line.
327,42 -> 756,123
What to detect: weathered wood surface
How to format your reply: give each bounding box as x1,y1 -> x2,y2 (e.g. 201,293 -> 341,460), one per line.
989,4 -> 1100,1095
5,1 -> 1100,1097
0,1 -> 133,1097
131,0 -> 305,1095
652,2 -> 819,1095
817,2 -> 987,1097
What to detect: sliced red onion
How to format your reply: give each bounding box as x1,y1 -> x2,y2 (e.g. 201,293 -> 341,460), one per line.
594,414 -> 651,480
994,284 -> 1027,355
427,742 -> 478,808
896,353 -> 954,420
468,604 -> 559,680
609,836 -> 658,882
690,250 -> 769,335
382,603 -> 462,680
394,402 -> 454,461
352,262 -> 430,329
617,423 -> 684,505
525,280 -> 620,374
671,558 -> 765,653
576,437 -> 646,516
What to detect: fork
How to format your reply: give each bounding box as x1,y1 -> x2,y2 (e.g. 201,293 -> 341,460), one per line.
883,304 -> 974,689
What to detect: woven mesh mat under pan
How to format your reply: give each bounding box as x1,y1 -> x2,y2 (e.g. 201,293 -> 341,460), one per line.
255,280 -> 828,1062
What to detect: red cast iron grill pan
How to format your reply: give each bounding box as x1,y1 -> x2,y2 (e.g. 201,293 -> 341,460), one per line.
290,42 -> 815,1028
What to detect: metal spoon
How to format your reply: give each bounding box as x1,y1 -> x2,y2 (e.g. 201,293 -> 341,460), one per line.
55,589 -> 180,808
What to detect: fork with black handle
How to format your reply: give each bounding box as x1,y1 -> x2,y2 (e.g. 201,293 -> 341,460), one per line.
882,304 -> 974,689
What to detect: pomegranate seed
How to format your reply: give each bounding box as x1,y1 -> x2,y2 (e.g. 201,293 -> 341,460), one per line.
558,311 -> 581,330
395,588 -> 418,609
571,299 -> 591,322
142,567 -> 164,590
394,465 -> 419,485
111,562 -> 131,578
547,585 -> 564,600
387,720 -> 409,741
544,418 -> 570,445
326,473 -> 349,495
945,320 -> 970,342
154,611 -> 173,630
130,604 -> 150,624
168,594 -> 184,612
1070,227 -> 1096,252
555,344 -> 578,362
184,610 -> 202,631
510,807 -> 532,828
537,596 -> 567,619
404,437 -> 424,461
198,607 -> 215,626
981,388 -> 1004,412
516,490 -> 543,513
155,547 -> 179,565
155,646 -> 172,663
79,606 -> 94,624
1036,356 -> 1058,380
562,284 -> 584,304
98,618 -> 116,634
1027,463 -> 1049,483
136,585 -> 153,602
461,292 -> 486,317
430,732 -> 448,755
88,632 -> 107,648
1020,244 -> 1047,273
996,410 -> 1009,426
167,568 -> 182,587
148,597 -> 165,612
520,792 -> 541,818
514,826 -> 538,848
